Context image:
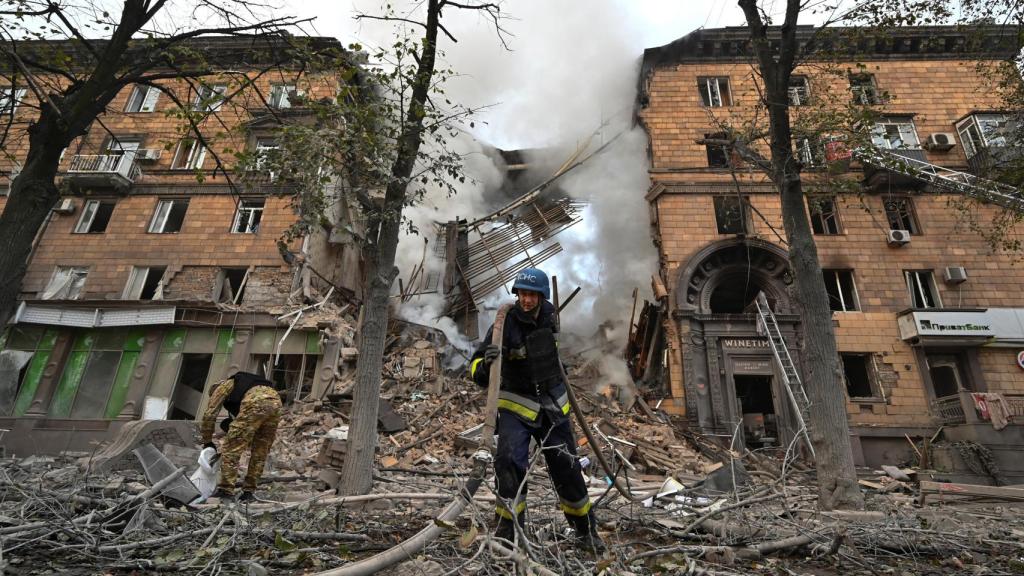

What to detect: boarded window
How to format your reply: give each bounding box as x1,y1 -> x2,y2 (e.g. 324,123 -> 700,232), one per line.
713,195 -> 747,234
841,353 -> 875,398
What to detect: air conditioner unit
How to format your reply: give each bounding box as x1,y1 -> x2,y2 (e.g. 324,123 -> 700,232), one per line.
887,229 -> 911,246
943,266 -> 968,284
136,149 -> 162,161
54,198 -> 76,214
925,132 -> 956,152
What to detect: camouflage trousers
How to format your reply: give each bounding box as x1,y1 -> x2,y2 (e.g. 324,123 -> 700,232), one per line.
219,386 -> 282,494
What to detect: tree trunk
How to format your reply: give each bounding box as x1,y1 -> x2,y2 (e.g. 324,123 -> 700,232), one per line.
339,0 -> 441,496
737,0 -> 864,510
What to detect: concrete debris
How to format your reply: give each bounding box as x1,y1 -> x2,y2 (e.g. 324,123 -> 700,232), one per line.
4,340 -> 1024,575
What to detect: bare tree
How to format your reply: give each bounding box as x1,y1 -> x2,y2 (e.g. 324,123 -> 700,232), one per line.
0,0 -> 310,325
338,0 -> 505,496
732,0 -> 865,509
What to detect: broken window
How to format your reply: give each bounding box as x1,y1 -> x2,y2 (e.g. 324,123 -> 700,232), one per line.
268,84 -> 298,109
216,268 -> 249,304
171,138 -> 206,170
850,74 -> 881,105
795,137 -> 823,168
0,87 -> 26,114
42,266 -> 88,300
68,350 -> 122,418
926,353 -> 970,399
872,116 -> 920,150
124,84 -> 161,113
254,138 -> 280,177
822,269 -> 859,312
0,350 -> 35,416
956,114 -> 1011,158
148,199 -> 189,233
807,196 -> 841,235
883,196 -> 919,233
74,199 -> 116,233
713,195 -> 748,235
124,266 -> 166,300
841,353 -> 876,398
705,132 -> 730,168
788,76 -> 810,106
193,84 -> 227,112
232,199 -> 264,233
251,353 -> 317,404
905,270 -> 941,309
169,353 -> 212,420
698,77 -> 732,107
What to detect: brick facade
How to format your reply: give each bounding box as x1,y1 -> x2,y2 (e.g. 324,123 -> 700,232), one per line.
639,26 -> 1024,468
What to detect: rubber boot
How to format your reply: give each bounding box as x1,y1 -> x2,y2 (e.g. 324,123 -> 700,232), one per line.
494,511 -> 527,547
570,512 -> 606,555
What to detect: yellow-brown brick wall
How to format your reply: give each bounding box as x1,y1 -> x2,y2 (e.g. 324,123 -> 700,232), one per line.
641,59 -> 1005,172
644,54 -> 1024,428
25,195 -> 296,299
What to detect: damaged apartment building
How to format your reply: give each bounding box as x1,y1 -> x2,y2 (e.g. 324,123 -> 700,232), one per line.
0,37 -> 363,455
637,25 -> 1024,482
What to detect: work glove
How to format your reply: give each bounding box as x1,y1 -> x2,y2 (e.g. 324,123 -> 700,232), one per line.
219,416 -> 233,433
203,442 -> 217,451
483,345 -> 500,364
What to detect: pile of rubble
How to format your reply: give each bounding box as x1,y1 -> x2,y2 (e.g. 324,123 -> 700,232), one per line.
4,327 -> 1024,575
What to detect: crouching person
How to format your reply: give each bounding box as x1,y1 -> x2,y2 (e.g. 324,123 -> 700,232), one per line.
199,371 -> 282,503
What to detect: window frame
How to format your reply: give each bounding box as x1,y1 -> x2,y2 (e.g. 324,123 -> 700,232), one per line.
955,114 -> 1010,159
268,84 -> 298,109
787,76 -> 810,106
822,269 -> 860,312
148,198 -> 190,233
124,84 -> 161,113
0,87 -> 27,114
698,77 -> 732,107
796,136 -> 824,168
705,132 -> 731,168
905,270 -> 942,309
193,84 -> 227,112
713,195 -> 749,235
872,116 -> 921,150
232,198 -> 265,234
807,196 -> 842,235
882,196 -> 920,234
170,138 -> 207,170
841,353 -> 880,399
123,266 -> 167,300
42,265 -> 89,300
850,74 -> 881,105
73,199 -> 116,234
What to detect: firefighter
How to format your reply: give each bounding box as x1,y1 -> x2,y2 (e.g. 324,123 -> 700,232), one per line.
469,267 -> 605,553
199,371 -> 283,502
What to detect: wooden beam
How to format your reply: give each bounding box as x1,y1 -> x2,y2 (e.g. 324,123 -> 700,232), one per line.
919,481 -> 1024,506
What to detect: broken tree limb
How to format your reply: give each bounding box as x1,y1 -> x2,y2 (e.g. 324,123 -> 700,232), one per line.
310,305 -> 511,576
625,532 -> 816,564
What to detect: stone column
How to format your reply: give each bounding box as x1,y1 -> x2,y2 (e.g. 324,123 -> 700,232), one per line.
24,331 -> 73,417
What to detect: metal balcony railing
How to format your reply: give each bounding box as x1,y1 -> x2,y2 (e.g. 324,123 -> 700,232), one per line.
67,154 -> 141,183
931,394 -> 967,425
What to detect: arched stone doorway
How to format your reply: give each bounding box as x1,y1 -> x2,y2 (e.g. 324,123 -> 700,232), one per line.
671,239 -> 802,449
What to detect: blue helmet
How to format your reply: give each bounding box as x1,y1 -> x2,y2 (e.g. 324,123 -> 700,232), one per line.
511,267 -> 550,300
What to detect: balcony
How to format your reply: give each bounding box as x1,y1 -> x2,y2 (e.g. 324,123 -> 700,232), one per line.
931,390 -> 1024,426
966,146 -> 1023,179
65,154 -> 141,190
863,148 -> 930,191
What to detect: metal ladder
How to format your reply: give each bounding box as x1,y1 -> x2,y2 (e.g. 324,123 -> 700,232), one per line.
753,292 -> 815,458
855,146 -> 1024,213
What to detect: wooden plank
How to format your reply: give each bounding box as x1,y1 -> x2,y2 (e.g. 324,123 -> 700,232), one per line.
919,481 -> 1024,505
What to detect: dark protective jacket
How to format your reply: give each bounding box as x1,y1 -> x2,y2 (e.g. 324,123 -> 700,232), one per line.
469,300 -> 571,424
223,371 -> 275,417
